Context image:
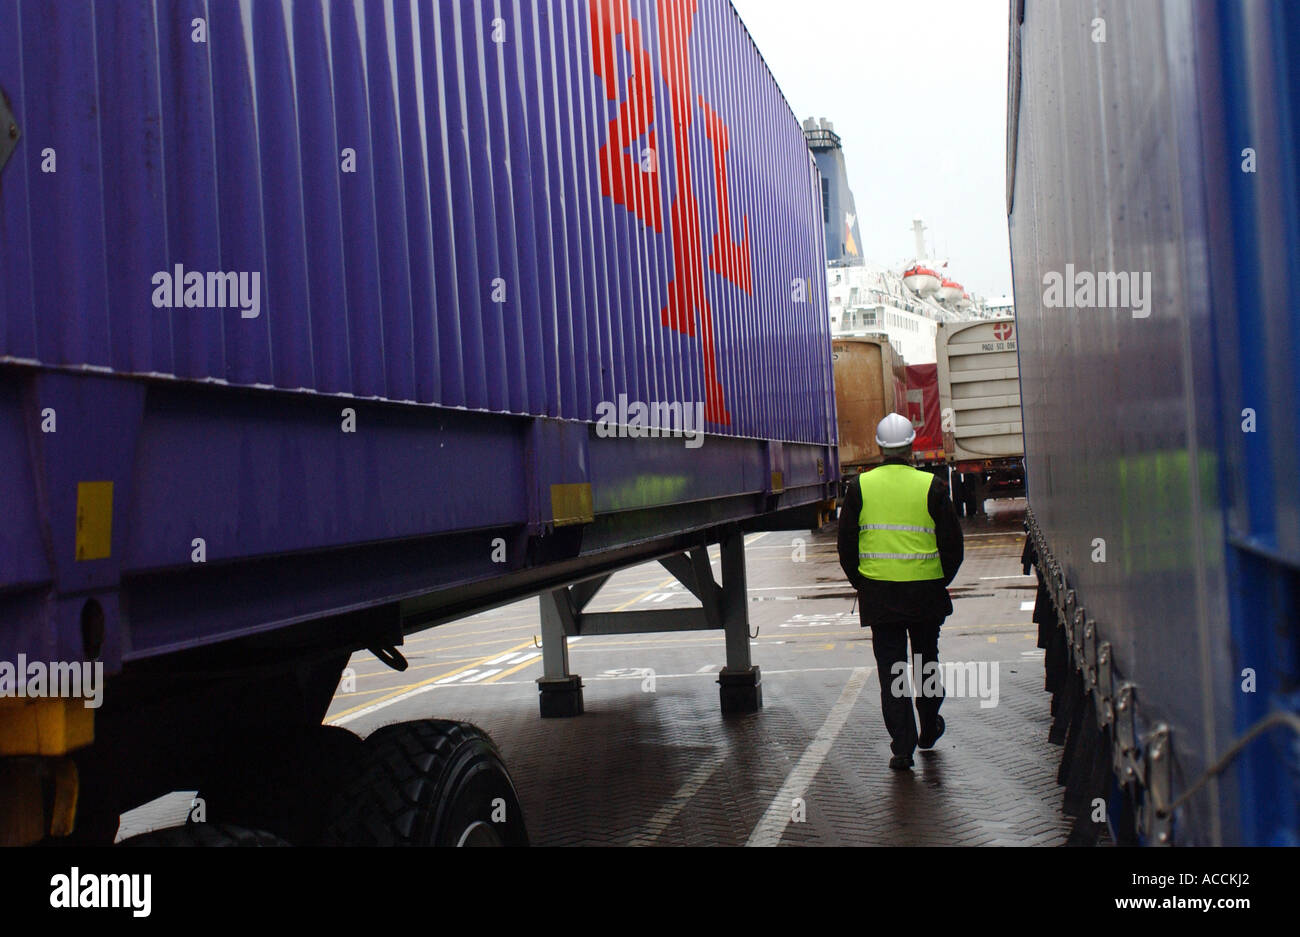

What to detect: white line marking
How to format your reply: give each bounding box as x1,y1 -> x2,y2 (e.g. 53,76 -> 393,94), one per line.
627,754 -> 728,847
1020,601 -> 1036,611
745,667 -> 873,847
462,669 -> 502,683
746,583 -> 857,592
696,664 -> 718,674
484,651 -> 540,666
436,669 -> 480,685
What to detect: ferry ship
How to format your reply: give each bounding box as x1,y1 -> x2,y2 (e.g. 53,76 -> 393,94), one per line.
804,118 -> 997,365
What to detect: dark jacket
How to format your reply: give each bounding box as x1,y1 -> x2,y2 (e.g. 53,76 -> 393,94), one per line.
837,458 -> 964,626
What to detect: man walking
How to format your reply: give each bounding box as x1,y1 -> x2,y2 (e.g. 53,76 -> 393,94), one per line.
838,413 -> 964,770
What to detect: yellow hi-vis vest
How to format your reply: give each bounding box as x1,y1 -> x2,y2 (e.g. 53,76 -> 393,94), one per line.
857,464 -> 944,581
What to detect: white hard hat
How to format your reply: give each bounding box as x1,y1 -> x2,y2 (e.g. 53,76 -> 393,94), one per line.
875,412 -> 916,448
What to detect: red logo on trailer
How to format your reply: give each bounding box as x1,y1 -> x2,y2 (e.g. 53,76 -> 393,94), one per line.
591,0 -> 754,426
993,321 -> 1013,341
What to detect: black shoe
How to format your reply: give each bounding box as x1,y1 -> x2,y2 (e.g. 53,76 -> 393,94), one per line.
919,715 -> 946,750
889,754 -> 914,770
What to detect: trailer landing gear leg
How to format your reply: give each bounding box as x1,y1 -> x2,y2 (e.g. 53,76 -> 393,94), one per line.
537,589 -> 584,717
718,528 -> 762,715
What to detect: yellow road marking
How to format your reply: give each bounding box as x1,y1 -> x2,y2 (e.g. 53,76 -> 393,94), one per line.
332,685 -> 405,701
343,655 -> 489,680
481,653 -> 544,684
423,633 -> 537,652
394,624 -> 531,649
348,631 -> 536,661
326,638 -> 536,721
389,631 -> 535,653
610,575 -> 677,612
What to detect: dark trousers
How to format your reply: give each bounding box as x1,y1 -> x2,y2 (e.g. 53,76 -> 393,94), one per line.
869,619 -> 944,756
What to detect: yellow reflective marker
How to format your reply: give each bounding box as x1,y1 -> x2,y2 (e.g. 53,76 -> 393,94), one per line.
550,483 -> 594,526
75,482 -> 113,561
0,698 -> 95,756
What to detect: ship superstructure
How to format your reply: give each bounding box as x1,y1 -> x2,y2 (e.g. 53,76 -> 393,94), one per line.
805,118 -> 1001,364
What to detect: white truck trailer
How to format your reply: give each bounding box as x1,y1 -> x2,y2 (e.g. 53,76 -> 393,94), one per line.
935,317 -> 1026,514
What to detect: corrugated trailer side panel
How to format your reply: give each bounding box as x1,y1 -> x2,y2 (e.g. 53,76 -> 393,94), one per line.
0,0 -> 832,444
936,318 -> 1023,461
0,1 -> 839,672
1008,0 -> 1299,844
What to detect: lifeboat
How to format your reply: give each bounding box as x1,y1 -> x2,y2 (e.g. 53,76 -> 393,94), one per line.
902,264 -> 941,296
938,278 -> 964,304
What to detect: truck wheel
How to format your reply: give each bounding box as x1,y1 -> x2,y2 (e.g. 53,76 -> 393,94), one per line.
324,719 -> 528,846
117,822 -> 288,846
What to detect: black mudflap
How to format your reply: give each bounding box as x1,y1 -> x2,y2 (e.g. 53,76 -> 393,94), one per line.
1029,543 -> 1112,845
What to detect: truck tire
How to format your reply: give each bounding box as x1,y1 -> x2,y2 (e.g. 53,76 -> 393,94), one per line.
117,822 -> 288,847
323,719 -> 528,847
196,724 -> 364,846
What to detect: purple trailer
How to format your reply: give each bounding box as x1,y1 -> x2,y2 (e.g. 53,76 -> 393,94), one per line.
0,0 -> 837,845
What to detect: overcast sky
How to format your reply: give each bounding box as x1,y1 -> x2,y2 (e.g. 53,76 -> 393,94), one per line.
730,0 -> 1013,298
